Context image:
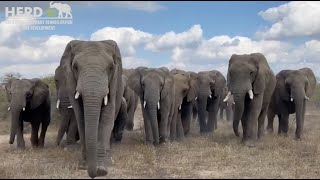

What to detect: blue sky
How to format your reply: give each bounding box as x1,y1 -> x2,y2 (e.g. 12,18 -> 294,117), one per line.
0,1 -> 320,78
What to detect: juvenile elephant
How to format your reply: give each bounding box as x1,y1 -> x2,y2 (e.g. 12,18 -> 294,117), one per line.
267,68 -> 316,140
196,70 -> 226,134
60,40 -> 123,178
122,69 -> 139,130
219,87 -> 235,121
55,65 -> 79,147
128,67 -> 175,145
224,53 -> 276,147
5,78 -> 51,149
169,69 -> 198,141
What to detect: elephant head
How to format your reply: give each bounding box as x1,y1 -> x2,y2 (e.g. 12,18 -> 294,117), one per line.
61,40 -> 122,178
225,53 -> 273,137
128,67 -> 173,145
55,65 -> 71,109
5,78 -> 49,145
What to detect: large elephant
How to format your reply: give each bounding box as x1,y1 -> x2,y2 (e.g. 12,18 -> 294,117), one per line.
224,53 -> 276,147
54,65 -> 79,147
128,67 -> 175,145
169,69 -> 198,141
122,69 -> 139,130
196,70 -> 226,134
5,78 -> 51,150
219,87 -> 235,121
267,68 -> 316,140
60,40 -> 123,178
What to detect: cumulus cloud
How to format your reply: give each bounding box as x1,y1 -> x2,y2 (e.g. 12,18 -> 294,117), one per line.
257,1 -> 320,39
145,24 -> 203,52
0,63 -> 59,78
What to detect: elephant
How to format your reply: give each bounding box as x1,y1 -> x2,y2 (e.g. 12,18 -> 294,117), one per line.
267,68 -> 316,140
60,40 -> 123,178
5,78 -> 51,150
54,65 -> 79,147
219,87 -> 235,121
224,53 -> 276,147
196,70 -> 226,134
128,67 -> 175,145
111,96 -> 128,143
122,69 -> 139,131
50,1 -> 72,18
169,69 -> 198,141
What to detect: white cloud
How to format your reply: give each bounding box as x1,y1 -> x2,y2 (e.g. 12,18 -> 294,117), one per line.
91,27 -> 153,57
122,57 -> 150,68
145,24 -> 203,52
0,63 -> 59,78
109,1 -> 165,12
257,1 -> 320,39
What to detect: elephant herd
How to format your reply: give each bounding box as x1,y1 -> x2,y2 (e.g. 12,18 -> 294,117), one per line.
3,40 -> 317,178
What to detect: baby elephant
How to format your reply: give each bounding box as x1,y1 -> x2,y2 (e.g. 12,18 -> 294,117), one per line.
267,68 -> 316,140
5,78 -> 51,149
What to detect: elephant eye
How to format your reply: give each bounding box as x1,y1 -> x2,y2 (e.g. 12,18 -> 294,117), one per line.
26,92 -> 32,98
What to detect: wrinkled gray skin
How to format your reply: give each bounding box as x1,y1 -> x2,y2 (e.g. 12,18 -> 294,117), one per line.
55,65 -> 79,147
219,87 -> 235,121
60,40 -> 123,178
128,67 -> 175,145
111,96 -> 128,143
122,69 -> 139,130
267,68 -> 316,140
226,53 -> 276,147
196,70 -> 226,134
5,78 -> 51,150
169,69 -> 198,141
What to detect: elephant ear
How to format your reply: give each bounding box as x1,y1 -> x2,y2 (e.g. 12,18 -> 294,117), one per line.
128,66 -> 147,97
30,79 -> 49,109
300,68 -> 317,97
4,78 -> 16,102
187,74 -> 199,102
250,54 -> 266,95
161,73 -> 174,101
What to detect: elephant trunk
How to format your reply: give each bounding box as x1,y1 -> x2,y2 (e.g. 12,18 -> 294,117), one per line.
144,88 -> 160,145
9,108 -> 21,144
233,93 -> 245,137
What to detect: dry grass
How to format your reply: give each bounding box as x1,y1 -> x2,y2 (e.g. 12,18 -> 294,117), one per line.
1,105 -> 320,179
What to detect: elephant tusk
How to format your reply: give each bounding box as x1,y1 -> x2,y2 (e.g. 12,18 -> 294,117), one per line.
290,97 -> 294,102
104,95 -> 108,106
179,104 -> 181,110
233,102 -> 235,105
248,90 -> 254,100
158,102 -> 160,110
144,101 -> 146,108
75,91 -> 80,99
209,95 -> 212,98
67,105 -> 73,109
56,99 -> 60,109
223,91 -> 231,102
305,96 -> 309,100
195,97 -> 197,100
8,107 -> 10,111
22,107 -> 25,111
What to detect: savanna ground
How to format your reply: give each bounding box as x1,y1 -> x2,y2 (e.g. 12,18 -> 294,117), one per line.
0,77 -> 320,179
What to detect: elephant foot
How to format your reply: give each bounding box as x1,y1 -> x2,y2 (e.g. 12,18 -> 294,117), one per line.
78,159 -> 87,170
243,140 -> 256,148
294,136 -> 302,141
97,166 -> 108,177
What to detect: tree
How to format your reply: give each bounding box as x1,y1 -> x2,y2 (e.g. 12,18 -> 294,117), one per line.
0,72 -> 21,86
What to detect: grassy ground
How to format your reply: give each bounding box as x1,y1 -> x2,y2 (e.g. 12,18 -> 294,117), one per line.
1,104 -> 320,179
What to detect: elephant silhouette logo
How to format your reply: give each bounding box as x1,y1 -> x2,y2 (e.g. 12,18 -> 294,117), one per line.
49,1 -> 72,18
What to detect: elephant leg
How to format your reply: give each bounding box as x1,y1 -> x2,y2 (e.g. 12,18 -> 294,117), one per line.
245,96 -> 263,147
295,101 -> 306,140
16,116 -> 25,150
176,111 -> 185,141
66,113 -> 79,145
31,122 -> 40,148
257,106 -> 268,139
207,98 -> 220,132
219,106 -> 224,120
278,113 -> 289,136
181,102 -> 192,136
39,107 -> 50,148
112,99 -> 128,143
267,108 -> 276,133
56,111 -> 70,146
